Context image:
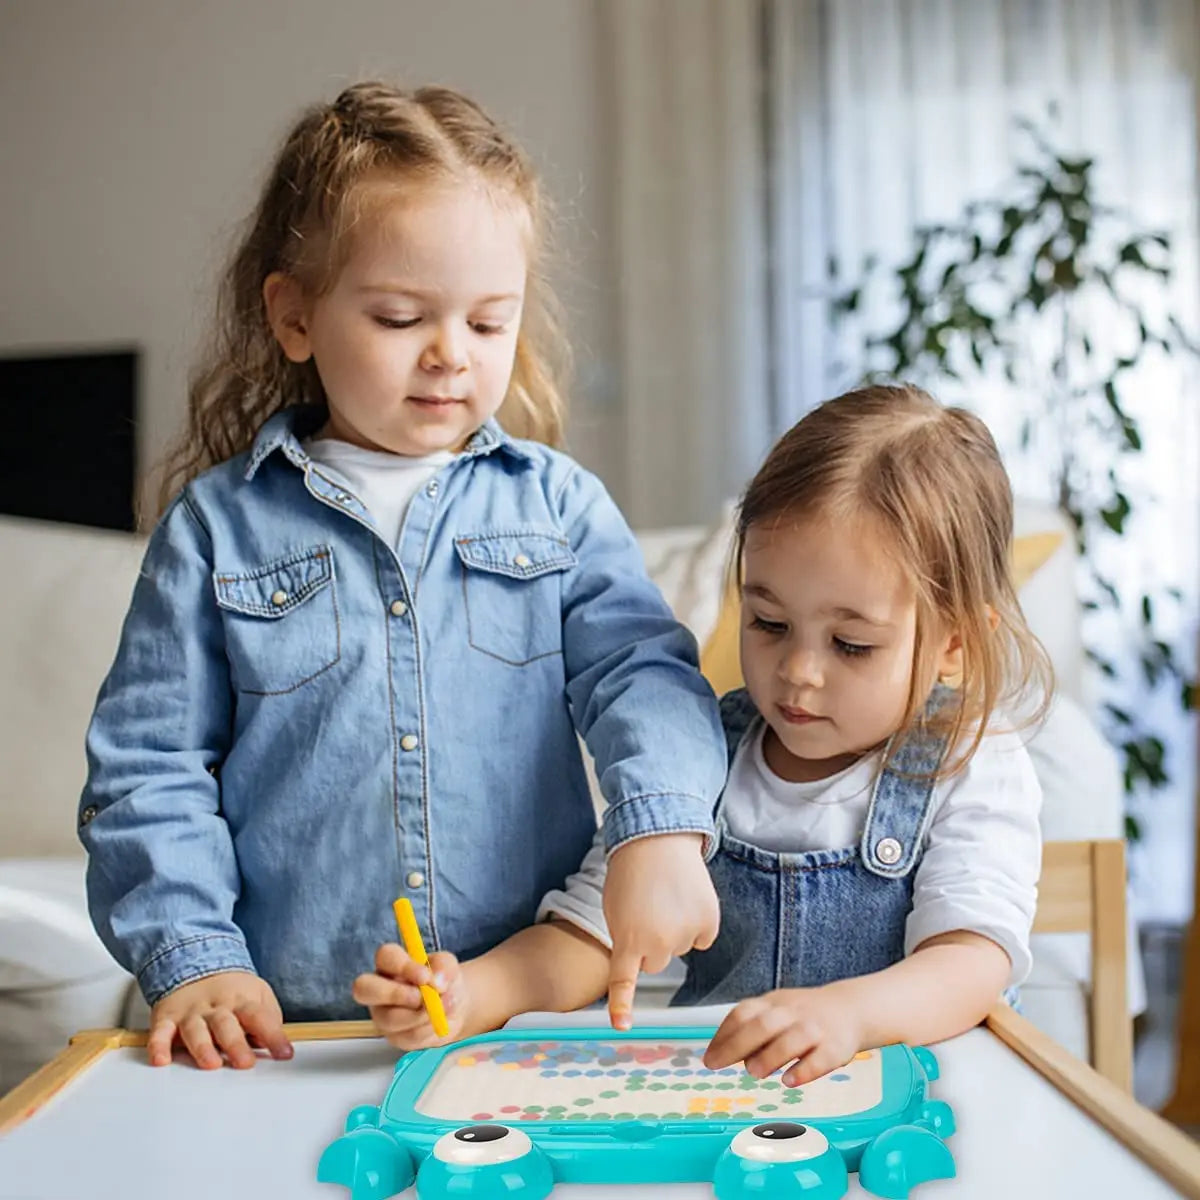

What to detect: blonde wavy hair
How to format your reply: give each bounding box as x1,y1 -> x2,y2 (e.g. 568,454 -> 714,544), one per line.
736,383 -> 1053,775
154,81 -> 571,516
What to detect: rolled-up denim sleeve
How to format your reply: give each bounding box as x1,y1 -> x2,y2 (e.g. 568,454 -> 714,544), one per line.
79,493 -> 255,1005
557,467 -> 725,853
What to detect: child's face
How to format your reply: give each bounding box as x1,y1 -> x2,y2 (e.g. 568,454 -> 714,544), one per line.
267,179 -> 528,456
739,514 -> 954,782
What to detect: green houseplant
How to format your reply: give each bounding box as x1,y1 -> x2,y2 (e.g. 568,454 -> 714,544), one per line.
830,118 -> 1198,837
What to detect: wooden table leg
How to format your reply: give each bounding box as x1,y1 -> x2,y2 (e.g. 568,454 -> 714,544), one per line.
1161,925 -> 1199,1124
1162,807 -> 1200,1124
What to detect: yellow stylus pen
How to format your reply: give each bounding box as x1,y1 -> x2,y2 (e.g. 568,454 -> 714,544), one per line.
392,897 -> 450,1038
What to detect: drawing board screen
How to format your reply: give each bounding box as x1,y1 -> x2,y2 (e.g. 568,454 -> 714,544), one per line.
411,1037 -> 883,1123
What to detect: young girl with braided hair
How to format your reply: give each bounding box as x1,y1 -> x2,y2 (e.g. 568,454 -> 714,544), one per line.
81,81 -> 725,1069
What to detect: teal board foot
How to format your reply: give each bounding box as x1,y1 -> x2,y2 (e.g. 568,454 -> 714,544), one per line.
317,1127 -> 416,1200
858,1124 -> 955,1198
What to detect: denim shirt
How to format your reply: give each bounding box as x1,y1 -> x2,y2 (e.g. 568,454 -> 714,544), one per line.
79,407 -> 725,1019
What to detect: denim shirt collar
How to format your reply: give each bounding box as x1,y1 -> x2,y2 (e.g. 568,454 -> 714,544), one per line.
243,406 -> 534,481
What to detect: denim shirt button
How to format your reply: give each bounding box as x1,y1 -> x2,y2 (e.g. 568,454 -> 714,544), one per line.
80,804 -> 98,826
400,734 -> 420,751
513,553 -> 531,568
876,837 -> 902,865
406,871 -> 425,888
390,600 -> 408,617
426,480 -> 439,498
270,589 -> 288,607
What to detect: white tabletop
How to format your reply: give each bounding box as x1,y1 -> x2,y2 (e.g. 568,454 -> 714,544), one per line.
0,1008 -> 1185,1199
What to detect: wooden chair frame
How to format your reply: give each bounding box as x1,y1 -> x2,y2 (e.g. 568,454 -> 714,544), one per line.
1034,838 -> 1132,1091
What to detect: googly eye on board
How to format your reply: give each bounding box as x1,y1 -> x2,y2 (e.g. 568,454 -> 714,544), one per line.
432,1123 -> 534,1167
728,1121 -> 831,1163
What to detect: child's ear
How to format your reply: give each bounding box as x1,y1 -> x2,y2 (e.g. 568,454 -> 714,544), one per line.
936,611 -> 999,685
935,629 -> 964,686
263,272 -> 313,362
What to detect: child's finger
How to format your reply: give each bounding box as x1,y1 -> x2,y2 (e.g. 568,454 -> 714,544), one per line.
375,942 -> 433,984
641,946 -> 675,975
381,1016 -> 451,1051
691,912 -> 719,953
744,1025 -> 817,1081
703,1003 -> 756,1068
210,1009 -> 257,1069
178,1013 -> 223,1070
703,1001 -> 787,1071
382,1028 -> 445,1051
146,1017 -> 178,1067
353,972 -> 425,1009
238,1002 -> 294,1061
371,1003 -> 435,1038
426,950 -> 458,991
606,948 -> 642,1030
782,1044 -> 850,1088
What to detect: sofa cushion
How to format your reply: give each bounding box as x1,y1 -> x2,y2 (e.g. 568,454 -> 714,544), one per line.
0,859 -> 120,988
1,515 -> 148,858
0,974 -> 134,1096
0,858 -> 135,1093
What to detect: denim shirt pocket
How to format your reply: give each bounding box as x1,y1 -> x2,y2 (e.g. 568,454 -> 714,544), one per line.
454,528 -> 577,665
213,546 -> 340,694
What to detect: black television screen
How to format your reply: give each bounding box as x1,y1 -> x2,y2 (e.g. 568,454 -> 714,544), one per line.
0,348 -> 137,531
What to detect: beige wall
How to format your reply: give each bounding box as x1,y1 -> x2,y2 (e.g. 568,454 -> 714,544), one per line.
0,0 -> 624,512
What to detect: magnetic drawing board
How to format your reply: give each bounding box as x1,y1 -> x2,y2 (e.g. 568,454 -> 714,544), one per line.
318,1025 -> 958,1198
412,1036 -> 883,1123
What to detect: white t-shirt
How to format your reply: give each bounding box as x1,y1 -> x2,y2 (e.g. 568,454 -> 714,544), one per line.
305,437 -> 455,549
539,718 -> 1043,987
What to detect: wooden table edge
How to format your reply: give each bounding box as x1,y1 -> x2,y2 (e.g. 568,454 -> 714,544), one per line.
0,1019 -> 376,1134
2,1010 -> 1199,1199
985,1004 -> 1200,1199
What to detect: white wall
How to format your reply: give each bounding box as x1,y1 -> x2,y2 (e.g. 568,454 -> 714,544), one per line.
0,0 -> 624,514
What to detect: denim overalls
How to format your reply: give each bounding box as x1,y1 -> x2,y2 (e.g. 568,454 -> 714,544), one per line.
674,688 -> 952,1006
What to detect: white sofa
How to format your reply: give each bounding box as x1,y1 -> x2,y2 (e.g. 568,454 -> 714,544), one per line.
0,503 -> 1143,1095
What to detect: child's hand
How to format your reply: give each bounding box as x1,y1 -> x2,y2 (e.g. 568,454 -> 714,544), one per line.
703,986 -> 864,1087
147,971 -> 293,1069
602,832 -> 719,1028
353,943 -> 466,1049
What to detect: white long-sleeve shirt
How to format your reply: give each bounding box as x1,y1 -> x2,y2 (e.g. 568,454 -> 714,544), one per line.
539,719 -> 1042,986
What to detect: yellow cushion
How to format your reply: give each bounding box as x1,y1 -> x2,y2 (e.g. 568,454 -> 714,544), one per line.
1011,529 -> 1063,590
697,530 -> 1064,696
698,583 -> 745,698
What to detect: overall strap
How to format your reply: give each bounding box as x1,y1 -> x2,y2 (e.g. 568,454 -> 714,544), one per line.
718,688 -> 759,766
859,685 -> 957,879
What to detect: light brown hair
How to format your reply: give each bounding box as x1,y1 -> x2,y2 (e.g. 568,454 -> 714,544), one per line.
153,81 -> 570,516
736,383 -> 1053,774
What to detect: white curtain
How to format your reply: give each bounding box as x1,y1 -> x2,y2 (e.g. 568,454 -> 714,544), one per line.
767,0 -> 1200,920
607,0 -> 1200,918
606,0 -> 773,529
